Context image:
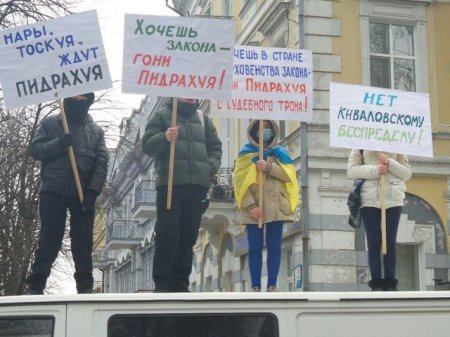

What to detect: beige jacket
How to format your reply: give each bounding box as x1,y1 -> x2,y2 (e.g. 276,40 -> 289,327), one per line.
238,120 -> 295,225
347,149 -> 412,209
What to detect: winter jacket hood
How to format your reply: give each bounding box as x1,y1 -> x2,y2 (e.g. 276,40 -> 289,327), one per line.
247,119 -> 280,149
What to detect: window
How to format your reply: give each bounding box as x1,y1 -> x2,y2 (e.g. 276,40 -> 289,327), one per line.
360,0 -> 428,92
109,313 -> 278,337
369,23 -> 416,91
0,317 -> 54,337
222,0 -> 232,16
142,249 -> 152,290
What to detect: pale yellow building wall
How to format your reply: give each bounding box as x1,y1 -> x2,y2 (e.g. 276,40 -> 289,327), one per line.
331,2 -> 449,244
332,1 -> 361,84
423,2 -> 450,244
431,3 -> 450,130
407,176 -> 447,236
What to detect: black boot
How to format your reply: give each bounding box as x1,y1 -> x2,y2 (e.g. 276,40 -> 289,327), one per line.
384,278 -> 398,291
368,278 -> 384,291
24,287 -> 44,295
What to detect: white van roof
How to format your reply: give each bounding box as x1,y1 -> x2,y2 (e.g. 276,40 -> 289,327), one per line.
2,291 -> 450,305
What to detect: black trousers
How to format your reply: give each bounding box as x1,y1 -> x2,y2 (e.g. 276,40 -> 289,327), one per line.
361,206 -> 402,280
153,185 -> 208,291
27,192 -> 95,293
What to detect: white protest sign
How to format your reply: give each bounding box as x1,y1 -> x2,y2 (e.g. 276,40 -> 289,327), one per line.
210,45 -> 313,121
122,15 -> 235,100
330,82 -> 433,158
0,10 -> 112,109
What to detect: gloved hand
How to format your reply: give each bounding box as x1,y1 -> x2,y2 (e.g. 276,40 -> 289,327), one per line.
82,190 -> 98,212
59,133 -> 73,149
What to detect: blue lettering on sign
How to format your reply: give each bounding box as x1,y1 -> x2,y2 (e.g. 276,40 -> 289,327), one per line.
3,25 -> 48,45
14,35 -> 75,58
363,92 -> 398,107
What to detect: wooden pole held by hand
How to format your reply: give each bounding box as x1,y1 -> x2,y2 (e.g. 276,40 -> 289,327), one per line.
258,119 -> 264,228
381,175 -> 387,255
167,98 -> 178,210
58,99 -> 84,204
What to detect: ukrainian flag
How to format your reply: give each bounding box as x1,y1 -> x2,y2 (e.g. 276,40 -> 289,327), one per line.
233,143 -> 299,213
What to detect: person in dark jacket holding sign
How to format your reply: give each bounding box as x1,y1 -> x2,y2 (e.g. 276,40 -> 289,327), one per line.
347,149 -> 411,291
26,93 -> 108,295
142,98 -> 222,292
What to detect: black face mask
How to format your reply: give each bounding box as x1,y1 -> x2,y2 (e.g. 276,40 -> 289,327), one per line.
63,98 -> 91,123
177,101 -> 199,116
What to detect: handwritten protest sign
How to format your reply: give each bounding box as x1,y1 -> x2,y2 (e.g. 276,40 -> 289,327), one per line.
0,10 -> 112,109
330,82 -> 433,157
210,45 -> 313,121
122,15 -> 235,100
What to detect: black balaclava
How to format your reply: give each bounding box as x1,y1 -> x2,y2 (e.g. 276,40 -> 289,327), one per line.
63,92 -> 95,123
177,99 -> 199,116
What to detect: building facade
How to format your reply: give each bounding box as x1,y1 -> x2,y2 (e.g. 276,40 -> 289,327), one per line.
94,0 -> 450,292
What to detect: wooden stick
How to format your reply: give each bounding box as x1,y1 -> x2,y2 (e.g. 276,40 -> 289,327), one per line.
166,98 -> 178,210
258,120 -> 264,228
381,175 -> 387,255
58,99 -> 84,204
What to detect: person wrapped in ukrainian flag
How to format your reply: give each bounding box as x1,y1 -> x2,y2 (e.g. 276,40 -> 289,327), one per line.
233,119 -> 299,292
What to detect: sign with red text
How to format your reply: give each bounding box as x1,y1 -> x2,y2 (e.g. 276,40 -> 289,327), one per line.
122,15 -> 235,100
330,82 -> 433,157
0,10 -> 112,109
210,45 -> 313,121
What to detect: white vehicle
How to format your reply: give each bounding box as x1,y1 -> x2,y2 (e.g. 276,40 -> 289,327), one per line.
1,292 -> 449,337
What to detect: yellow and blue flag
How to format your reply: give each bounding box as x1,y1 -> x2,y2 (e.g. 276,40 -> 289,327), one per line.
233,143 -> 299,212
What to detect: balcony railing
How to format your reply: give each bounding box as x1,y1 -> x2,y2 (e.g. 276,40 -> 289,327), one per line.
132,179 -> 157,218
211,168 -> 234,202
135,179 -> 157,204
106,220 -> 141,249
92,249 -> 118,268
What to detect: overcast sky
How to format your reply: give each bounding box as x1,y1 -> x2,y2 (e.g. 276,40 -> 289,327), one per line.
73,1 -> 177,139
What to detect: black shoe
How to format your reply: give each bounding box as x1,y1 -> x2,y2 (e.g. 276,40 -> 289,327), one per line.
384,278 -> 398,291
172,287 -> 190,293
25,287 -> 43,295
369,278 -> 384,291
154,287 -> 172,293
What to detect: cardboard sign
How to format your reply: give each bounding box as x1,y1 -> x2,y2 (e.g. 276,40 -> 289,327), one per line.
211,45 -> 313,121
122,15 -> 235,100
330,82 -> 433,158
0,10 -> 112,109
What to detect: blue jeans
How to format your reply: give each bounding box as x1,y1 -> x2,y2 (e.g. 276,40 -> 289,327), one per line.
361,206 -> 401,280
246,221 -> 283,288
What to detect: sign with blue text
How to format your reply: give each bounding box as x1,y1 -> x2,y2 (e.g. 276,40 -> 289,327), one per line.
329,82 -> 433,158
210,45 -> 313,121
0,10 -> 112,109
122,15 -> 235,100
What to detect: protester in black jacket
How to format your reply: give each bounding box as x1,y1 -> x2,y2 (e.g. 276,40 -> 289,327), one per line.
25,92 -> 108,295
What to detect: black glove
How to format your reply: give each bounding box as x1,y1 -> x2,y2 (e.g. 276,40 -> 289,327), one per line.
82,190 -> 98,212
59,133 -> 73,149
